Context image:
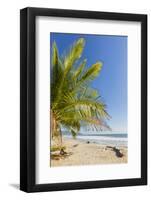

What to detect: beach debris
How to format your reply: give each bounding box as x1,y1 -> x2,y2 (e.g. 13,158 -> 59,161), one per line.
51,145 -> 66,152
106,146 -> 124,158
51,154 -> 61,160
112,147 -> 124,158
51,147 -> 73,160
51,152 -> 70,160
60,148 -> 68,155
73,144 -> 79,147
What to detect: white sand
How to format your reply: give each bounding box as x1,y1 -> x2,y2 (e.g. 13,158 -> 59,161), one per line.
51,137 -> 127,167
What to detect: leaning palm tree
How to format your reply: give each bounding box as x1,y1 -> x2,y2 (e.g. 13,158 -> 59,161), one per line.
51,38 -> 110,149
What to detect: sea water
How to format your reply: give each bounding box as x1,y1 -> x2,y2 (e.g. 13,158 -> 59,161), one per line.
63,132 -> 128,147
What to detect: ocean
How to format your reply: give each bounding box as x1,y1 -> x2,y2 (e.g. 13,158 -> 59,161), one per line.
63,132 -> 128,147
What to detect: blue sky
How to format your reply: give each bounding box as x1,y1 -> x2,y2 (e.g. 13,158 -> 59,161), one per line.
50,33 -> 127,133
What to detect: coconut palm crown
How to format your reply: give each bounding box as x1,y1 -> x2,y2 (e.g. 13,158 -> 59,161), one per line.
51,38 -> 110,142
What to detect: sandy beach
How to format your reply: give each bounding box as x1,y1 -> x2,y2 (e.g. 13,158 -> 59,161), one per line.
51,137 -> 128,167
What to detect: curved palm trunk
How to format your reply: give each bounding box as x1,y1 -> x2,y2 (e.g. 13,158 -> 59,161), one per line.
51,110 -> 62,148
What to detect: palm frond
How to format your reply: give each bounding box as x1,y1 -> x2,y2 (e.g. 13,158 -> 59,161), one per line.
63,38 -> 85,74
51,45 -> 64,104
52,41 -> 59,67
65,62 -> 102,97
79,62 -> 102,84
72,59 -> 87,81
59,98 -> 110,119
61,113 -> 110,131
80,87 -> 100,100
52,38 -> 85,107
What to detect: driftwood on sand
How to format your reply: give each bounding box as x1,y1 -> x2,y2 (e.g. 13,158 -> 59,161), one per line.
106,146 -> 124,158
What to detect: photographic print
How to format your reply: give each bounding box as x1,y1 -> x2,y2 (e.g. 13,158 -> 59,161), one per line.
50,33 -> 128,167
20,7 -> 147,192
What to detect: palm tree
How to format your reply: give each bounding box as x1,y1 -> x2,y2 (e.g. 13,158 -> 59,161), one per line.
51,38 -> 110,149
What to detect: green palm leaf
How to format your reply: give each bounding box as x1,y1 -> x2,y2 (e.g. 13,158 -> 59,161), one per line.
78,62 -> 102,84
72,59 -> 87,81
64,38 -> 85,73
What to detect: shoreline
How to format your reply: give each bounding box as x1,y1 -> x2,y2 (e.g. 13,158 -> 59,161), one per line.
51,137 -> 128,167
64,135 -> 128,148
